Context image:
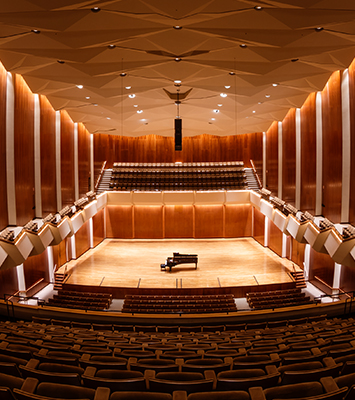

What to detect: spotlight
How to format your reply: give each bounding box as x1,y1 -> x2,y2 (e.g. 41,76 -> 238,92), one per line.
91,7 -> 100,12
108,44 -> 116,49
57,60 -> 65,64
291,58 -> 299,62
76,85 -> 83,89
254,6 -> 263,10
272,83 -> 279,87
175,57 -> 182,62
315,27 -> 324,32
120,73 -> 126,77
137,110 -> 143,114
128,94 -> 136,98
229,72 -> 235,76
220,93 -> 227,98
32,29 -> 40,34
173,26 -> 182,30
240,44 -> 247,48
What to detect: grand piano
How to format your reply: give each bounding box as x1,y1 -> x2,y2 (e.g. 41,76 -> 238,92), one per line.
161,252 -> 198,272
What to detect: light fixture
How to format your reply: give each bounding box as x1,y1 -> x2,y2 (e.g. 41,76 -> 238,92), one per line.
57,60 -> 65,64
125,86 -> 131,89
91,7 -> 100,12
120,72 -> 126,77
128,94 -> 136,98
217,104 -> 222,107
86,96 -> 90,99
137,110 -> 143,114
252,110 -> 256,113
265,94 -> 270,98
272,83 -> 279,87
291,58 -> 299,62
213,109 -> 220,113
106,117 -> 111,120
258,102 -> 262,104
76,85 -> 83,89
93,103 -> 98,106
211,118 -> 216,121
224,85 -> 231,89
240,44 -> 247,48
220,93 -> 227,98
254,6 -> 263,10
108,44 -> 116,49
175,57 -> 182,62
229,72 -> 235,75
173,26 -> 182,30
133,104 -> 138,107
32,29 -> 40,34
315,27 -> 324,32
174,80 -> 182,84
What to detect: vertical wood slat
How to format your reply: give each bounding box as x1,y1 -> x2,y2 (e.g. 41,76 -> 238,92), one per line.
0,62 -> 7,230
265,121 -> 279,195
60,111 -> 75,207
348,59 -> 355,225
282,108 -> 296,205
14,75 -> 35,226
78,123 -> 90,198
322,71 -> 342,222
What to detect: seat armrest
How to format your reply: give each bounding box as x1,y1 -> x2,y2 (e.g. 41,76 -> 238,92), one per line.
25,359 -> 40,369
249,386 -> 266,400
127,357 -> 137,370
21,377 -> 38,393
173,391 -> 188,400
84,366 -> 97,377
311,347 -> 322,355
94,387 -> 110,400
320,376 -> 340,393
224,356 -> 233,368
204,370 -> 216,390
239,347 -> 247,354
37,348 -> 48,356
145,369 -> 155,390
81,353 -> 91,361
265,365 -> 278,374
197,349 -> 204,356
323,357 -> 337,368
270,353 -> 279,361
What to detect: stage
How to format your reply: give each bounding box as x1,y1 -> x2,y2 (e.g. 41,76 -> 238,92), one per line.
61,238 -> 296,291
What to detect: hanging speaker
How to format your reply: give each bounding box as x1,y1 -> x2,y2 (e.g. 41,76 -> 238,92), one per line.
175,118 -> 182,151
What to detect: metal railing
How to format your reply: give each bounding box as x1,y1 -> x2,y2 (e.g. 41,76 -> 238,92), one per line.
250,159 -> 262,189
94,160 -> 107,191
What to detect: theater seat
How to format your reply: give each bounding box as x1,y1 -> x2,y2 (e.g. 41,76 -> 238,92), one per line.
110,392 -> 173,400
188,391 -> 250,400
182,358 -> 232,373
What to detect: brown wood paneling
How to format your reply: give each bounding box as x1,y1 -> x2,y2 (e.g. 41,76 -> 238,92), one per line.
300,92 -> 317,213
40,95 -> 57,215
291,238 -> 305,269
194,205 -> 224,238
164,205 -> 194,238
23,250 -> 50,291
349,59 -> 355,225
339,263 -> 355,294
52,240 -> 68,270
253,207 -> 265,246
75,220 -> 90,258
0,62 -> 7,230
93,208 -> 105,247
134,206 -> 164,238
224,204 -> 252,237
106,205 -> 133,238
14,74 -> 35,225
265,121 -> 278,195
78,123 -> 90,197
0,268 -> 18,297
60,111 -> 75,207
282,108 -> 296,205
309,247 -> 334,288
322,70 -> 342,222
268,219 -> 283,257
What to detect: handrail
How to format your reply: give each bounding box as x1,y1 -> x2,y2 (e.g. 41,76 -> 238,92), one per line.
250,159 -> 262,189
314,276 -> 335,291
95,160 -> 107,191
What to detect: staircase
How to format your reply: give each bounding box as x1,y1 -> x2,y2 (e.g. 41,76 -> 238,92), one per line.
245,168 -> 261,191
291,271 -> 307,289
54,272 -> 68,291
97,169 -> 112,193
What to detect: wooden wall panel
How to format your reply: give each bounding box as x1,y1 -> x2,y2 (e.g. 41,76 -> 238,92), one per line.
23,250 -> 50,291
291,238 -> 305,268
268,219 -> 283,257
194,205 -> 224,238
0,62 -> 7,230
309,247 -> 334,288
93,133 -> 113,186
164,205 -> 194,238
78,123 -> 90,197
282,108 -> 296,205
224,204 -> 252,237
52,239 -> 68,270
339,263 -> 355,294
349,59 -> 355,225
300,92 -> 317,213
253,207 -> 265,246
0,268 -> 18,297
134,206 -> 163,238
60,111 -> 75,207
265,121 -> 278,195
322,71 -> 342,222
93,208 -> 105,247
75,220 -> 90,259
14,74 -> 35,225
106,205 -> 133,238
40,95 -> 57,215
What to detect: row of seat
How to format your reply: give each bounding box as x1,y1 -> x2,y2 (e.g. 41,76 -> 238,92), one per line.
45,290 -> 112,311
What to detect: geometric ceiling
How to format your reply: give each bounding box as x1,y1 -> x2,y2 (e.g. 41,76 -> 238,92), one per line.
2,0 -> 355,137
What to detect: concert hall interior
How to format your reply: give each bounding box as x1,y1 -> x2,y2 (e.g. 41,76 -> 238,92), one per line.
2,2 -> 355,399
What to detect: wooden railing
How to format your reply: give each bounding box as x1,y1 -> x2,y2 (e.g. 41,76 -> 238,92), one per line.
95,160 -> 107,191
250,159 -> 262,188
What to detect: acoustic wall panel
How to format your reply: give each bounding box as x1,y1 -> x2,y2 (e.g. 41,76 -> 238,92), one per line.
225,204 -> 252,238
134,205 -> 163,238
0,267 -> 18,298
23,250 -> 50,293
0,62 -> 7,231
75,220 -> 90,259
282,108 -> 296,205
78,123 -> 90,198
291,238 -> 305,268
92,208 -> 105,247
14,75 -> 35,226
268,219 -> 283,257
265,121 -> 278,195
106,205 -> 133,238
40,95 -> 57,215
322,71 -> 342,223
60,111 -> 75,207
164,205 -> 194,238
194,205 -> 224,238
309,247 -> 335,289
349,59 -> 355,225
253,207 -> 265,246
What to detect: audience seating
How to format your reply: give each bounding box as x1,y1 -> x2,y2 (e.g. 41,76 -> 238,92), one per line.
46,290 -> 112,311
246,288 -> 313,310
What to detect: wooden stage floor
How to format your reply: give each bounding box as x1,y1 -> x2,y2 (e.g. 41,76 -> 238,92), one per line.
62,238 -> 296,290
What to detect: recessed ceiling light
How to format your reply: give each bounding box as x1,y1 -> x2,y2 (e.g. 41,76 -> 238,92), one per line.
108,44 -> 116,49
254,6 -> 263,10
229,72 -> 235,76
93,103 -> 98,106
174,80 -> 182,84
86,96 -> 90,99
224,85 -> 231,89
106,117 -> 111,120
133,104 -> 138,107
128,94 -> 136,98
240,44 -> 247,48
272,83 -> 279,87
258,102 -> 262,104
31,29 -> 41,34
211,118 -> 216,121
76,85 -> 83,89
120,73 -> 126,77
175,57 -> 182,62
125,86 -> 131,89
213,109 -> 220,113
173,26 -> 182,30
252,111 -> 256,113
220,93 -> 227,98
137,110 -> 143,114
57,60 -> 65,64
217,104 -> 222,107
315,27 -> 324,32
91,7 -> 100,12
265,94 -> 271,98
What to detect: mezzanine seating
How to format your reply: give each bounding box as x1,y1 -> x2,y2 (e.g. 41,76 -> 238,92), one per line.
246,288 -> 313,310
